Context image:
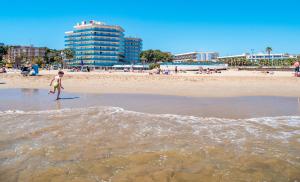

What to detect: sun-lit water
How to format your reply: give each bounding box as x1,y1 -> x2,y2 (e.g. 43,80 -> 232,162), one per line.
0,107 -> 299,181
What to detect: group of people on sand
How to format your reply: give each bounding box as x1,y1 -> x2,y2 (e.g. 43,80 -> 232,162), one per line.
149,67 -> 171,75
148,66 -> 222,75
197,67 -> 221,74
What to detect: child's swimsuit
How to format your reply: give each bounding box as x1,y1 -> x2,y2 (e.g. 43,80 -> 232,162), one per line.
53,76 -> 60,89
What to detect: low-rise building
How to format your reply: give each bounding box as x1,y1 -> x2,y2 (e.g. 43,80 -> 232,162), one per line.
218,53 -> 296,61
173,52 -> 219,62
5,45 -> 46,64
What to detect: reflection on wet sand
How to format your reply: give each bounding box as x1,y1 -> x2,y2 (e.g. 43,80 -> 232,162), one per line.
55,100 -> 62,110
0,107 -> 299,181
21,88 -> 39,95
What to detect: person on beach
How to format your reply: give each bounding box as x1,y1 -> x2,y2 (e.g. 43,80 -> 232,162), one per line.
294,61 -> 299,77
0,66 -> 6,73
49,70 -> 64,100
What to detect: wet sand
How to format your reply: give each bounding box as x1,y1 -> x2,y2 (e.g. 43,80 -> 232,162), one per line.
1,89 -> 300,118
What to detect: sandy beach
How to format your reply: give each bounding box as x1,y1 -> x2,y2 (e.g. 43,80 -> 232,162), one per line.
1,69 -> 300,97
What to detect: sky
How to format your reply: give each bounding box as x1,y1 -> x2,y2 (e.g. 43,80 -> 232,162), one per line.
0,0 -> 299,56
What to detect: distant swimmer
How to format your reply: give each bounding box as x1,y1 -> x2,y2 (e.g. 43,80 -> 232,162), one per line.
48,70 -> 64,100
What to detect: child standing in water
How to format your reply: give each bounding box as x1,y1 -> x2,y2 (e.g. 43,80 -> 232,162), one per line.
49,71 -> 64,100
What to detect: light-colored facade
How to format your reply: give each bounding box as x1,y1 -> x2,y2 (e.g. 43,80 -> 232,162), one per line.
124,37 -> 143,64
5,45 -> 46,63
218,53 -> 296,61
173,52 -> 219,62
65,20 -> 125,67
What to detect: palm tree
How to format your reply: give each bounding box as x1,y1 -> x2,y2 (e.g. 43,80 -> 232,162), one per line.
63,48 -> 75,60
266,47 -> 273,67
0,46 -> 9,65
14,53 -> 27,68
0,46 -> 8,57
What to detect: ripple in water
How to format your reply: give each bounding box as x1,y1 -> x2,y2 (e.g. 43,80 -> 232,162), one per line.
0,107 -> 300,181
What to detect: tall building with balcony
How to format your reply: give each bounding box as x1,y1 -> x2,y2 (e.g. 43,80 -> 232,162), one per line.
124,37 -> 143,64
65,20 -> 125,67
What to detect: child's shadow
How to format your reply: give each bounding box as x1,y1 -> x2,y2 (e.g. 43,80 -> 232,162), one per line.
58,97 -> 80,100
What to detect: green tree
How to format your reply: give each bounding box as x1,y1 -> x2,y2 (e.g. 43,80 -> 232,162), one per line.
0,46 -> 9,65
53,54 -> 63,68
140,49 -> 173,63
45,48 -> 52,64
33,57 -> 45,67
266,47 -> 273,66
63,48 -> 75,60
217,56 -> 255,67
45,49 -> 64,67
296,55 -> 300,63
14,53 -> 27,68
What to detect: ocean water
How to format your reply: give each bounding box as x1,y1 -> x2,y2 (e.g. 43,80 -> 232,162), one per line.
0,106 -> 300,181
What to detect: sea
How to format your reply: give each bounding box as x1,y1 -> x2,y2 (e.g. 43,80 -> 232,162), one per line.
0,89 -> 299,181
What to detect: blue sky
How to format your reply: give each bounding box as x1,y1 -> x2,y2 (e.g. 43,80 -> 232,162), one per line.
0,0 -> 299,55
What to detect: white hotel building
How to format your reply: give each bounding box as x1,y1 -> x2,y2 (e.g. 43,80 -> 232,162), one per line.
173,52 -> 219,62
218,53 -> 296,61
65,21 -> 125,67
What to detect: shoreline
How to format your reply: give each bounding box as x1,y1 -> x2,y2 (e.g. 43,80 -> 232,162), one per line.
1,89 -> 300,119
1,70 -> 300,97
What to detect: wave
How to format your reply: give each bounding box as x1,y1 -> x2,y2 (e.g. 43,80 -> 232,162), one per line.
1,107 -> 299,143
1,106 -> 300,121
0,106 -> 299,168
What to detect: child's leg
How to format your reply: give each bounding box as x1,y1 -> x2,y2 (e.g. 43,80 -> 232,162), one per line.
56,88 -> 61,100
49,87 -> 56,94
